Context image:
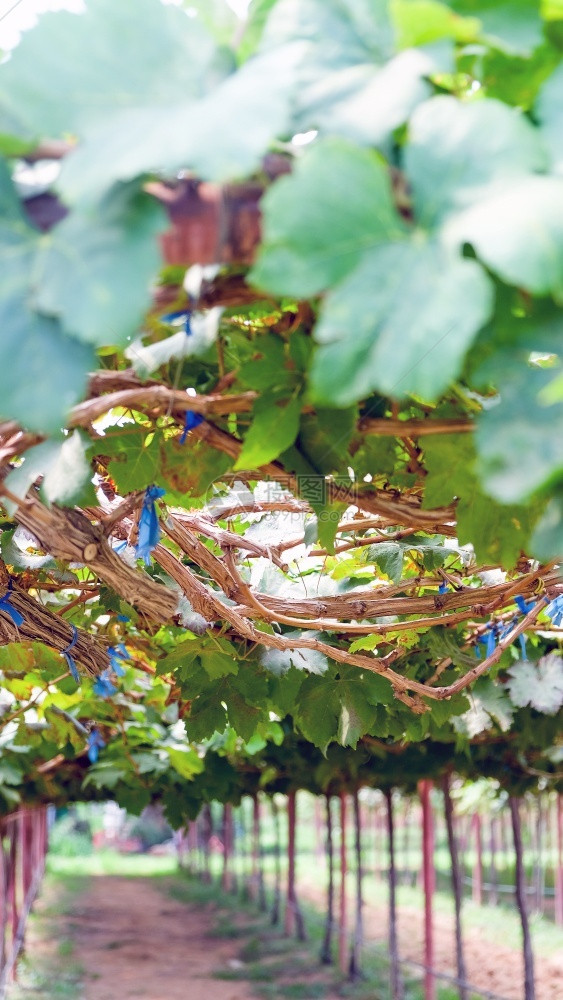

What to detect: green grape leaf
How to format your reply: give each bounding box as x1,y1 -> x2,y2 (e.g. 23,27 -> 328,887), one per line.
444,176 -> 563,298
423,434 -> 537,566
160,438 -> 232,499
447,0 -> 544,55
392,0 -> 480,46
507,654 -> 563,714
0,0 -> 218,139
531,494 -> 563,560
201,651 -> 239,679
479,44 -> 559,110
165,746 -> 205,779
406,95 -> 546,227
251,138 -> 403,298
234,392 -> 302,470
103,430 -> 162,494
475,351 -> 563,503
297,408 -> 357,475
260,637 -> 329,676
536,61 -> 563,174
35,187 -> 164,347
4,433 -> 91,512
368,542 -> 404,583
60,48 -> 294,203
185,693 -> 227,742
295,50 -> 435,148
452,678 -> 515,738
0,164 -> 93,432
311,240 -> 493,405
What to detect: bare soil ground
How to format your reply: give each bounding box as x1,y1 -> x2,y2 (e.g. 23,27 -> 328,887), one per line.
63,876 -> 257,1000
299,877 -> 563,1000
12,869 -> 563,1000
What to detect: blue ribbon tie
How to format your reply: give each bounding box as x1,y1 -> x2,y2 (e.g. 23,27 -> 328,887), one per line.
0,581 -> 24,627
135,485 -> 166,566
515,595 -> 535,616
61,625 -> 80,683
160,310 -> 191,327
179,410 -> 204,444
108,643 -> 130,678
545,594 -> 563,627
93,669 -> 117,698
87,729 -> 106,764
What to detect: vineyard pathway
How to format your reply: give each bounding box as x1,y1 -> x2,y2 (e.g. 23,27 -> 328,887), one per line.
30,874 -> 256,1000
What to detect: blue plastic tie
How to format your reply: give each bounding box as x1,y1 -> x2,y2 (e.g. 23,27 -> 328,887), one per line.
515,595 -> 535,616
0,580 -> 24,627
486,627 -> 496,658
518,633 -> 528,660
179,410 -> 204,444
86,729 -> 106,764
438,582 -> 449,594
61,625 -> 80,683
545,594 -> 563,627
475,622 -> 500,659
113,539 -> 128,554
93,669 -> 117,699
117,614 -> 130,622
160,309 -> 190,325
135,485 -> 166,566
108,643 -> 130,678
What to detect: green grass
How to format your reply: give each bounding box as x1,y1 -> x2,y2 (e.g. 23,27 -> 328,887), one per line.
165,868 -> 470,1000
47,848 -> 177,878
7,874 -> 84,1000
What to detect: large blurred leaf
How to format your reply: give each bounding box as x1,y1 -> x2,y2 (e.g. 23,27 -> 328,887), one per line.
474,314 -> 563,502
261,0 -> 394,68
477,361 -> 563,502
445,0 -> 544,54
311,240 -> 493,404
531,493 -> 563,560
406,95 -> 546,227
0,0 -> 218,139
0,163 -> 93,431
259,0 -> 441,144
35,186 -> 164,346
444,176 -> 563,298
392,0 -> 480,46
536,62 -> 563,174
59,48 -> 296,203
251,138 -> 403,297
423,434 -> 538,566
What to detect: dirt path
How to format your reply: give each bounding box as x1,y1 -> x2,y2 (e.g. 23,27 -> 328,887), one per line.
299,876 -> 563,1000
66,876 -> 255,1000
